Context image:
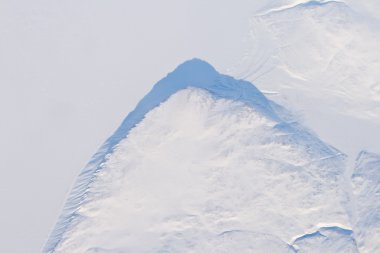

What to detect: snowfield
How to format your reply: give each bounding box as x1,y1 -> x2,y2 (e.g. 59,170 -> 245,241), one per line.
44,59 -> 376,253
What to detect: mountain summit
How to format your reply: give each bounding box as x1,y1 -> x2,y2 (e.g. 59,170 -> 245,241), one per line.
45,60 -> 364,253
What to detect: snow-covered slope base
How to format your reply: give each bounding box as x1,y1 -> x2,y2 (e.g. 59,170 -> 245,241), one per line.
352,151 -> 380,253
44,60 -> 360,253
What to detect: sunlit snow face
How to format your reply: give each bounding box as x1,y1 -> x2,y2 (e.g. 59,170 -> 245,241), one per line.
53,88 -> 350,253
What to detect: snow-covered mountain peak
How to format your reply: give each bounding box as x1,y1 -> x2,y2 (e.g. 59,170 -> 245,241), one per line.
149,58 -> 275,119
43,59 -> 280,253
44,60 -> 359,253
165,58 -> 218,83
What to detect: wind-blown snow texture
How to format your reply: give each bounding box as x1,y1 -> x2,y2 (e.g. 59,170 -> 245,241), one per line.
232,0 -> 380,158
43,59 -> 379,253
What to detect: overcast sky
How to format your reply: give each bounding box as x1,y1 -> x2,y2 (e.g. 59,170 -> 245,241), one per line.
1,1 -> 380,252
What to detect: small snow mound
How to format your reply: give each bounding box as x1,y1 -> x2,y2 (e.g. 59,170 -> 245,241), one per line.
293,226 -> 358,253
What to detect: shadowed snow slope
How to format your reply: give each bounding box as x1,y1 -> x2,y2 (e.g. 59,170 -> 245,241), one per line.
45,59 -> 358,253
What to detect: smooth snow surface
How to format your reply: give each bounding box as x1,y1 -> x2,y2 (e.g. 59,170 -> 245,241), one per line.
44,59 -> 365,253
232,0 -> 380,157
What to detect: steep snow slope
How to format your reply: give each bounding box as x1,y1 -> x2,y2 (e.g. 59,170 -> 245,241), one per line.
352,151 -> 380,253
44,59 -> 356,253
232,0 -> 380,157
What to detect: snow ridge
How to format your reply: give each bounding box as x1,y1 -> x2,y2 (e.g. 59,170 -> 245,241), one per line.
43,59 -> 281,253
256,0 -> 346,16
